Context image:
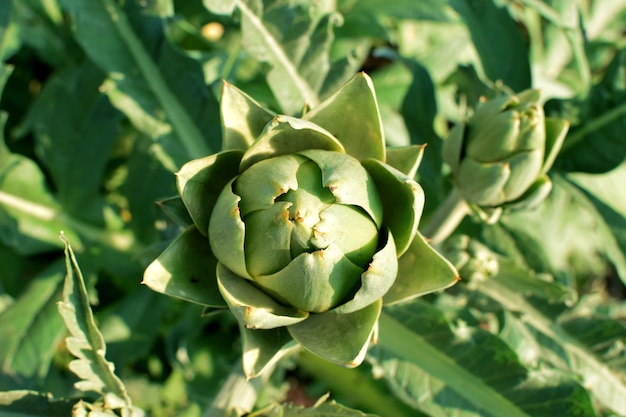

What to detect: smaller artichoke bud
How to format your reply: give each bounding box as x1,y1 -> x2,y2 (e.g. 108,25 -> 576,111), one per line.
443,89 -> 569,219
443,236 -> 499,286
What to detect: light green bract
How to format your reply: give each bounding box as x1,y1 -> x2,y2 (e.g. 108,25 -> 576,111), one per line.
443,89 -> 570,221
143,73 -> 458,378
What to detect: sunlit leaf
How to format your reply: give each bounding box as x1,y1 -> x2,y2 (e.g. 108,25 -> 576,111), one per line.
58,234 -> 137,415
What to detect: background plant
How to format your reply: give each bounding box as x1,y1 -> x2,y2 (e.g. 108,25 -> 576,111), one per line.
0,0 -> 625,416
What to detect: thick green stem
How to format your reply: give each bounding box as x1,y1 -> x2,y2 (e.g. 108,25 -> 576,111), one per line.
296,351 -> 420,417
421,188 -> 470,245
377,311 -> 532,417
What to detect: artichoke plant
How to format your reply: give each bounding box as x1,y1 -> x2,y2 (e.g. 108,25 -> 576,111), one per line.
443,89 -> 569,220
143,73 -> 458,378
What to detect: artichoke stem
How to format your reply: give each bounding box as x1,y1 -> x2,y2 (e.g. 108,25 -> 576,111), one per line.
421,187 -> 469,246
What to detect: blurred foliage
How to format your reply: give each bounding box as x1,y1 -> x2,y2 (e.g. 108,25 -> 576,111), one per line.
0,0 -> 625,416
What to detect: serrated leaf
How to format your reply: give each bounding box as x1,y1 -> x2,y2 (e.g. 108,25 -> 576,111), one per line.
478,278 -> 626,414
0,390 -> 74,417
0,260 -> 65,386
560,313 -> 626,375
376,304 -> 596,417
57,234 -> 136,416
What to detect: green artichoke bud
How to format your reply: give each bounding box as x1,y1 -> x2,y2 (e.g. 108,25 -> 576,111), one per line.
442,235 -> 499,285
143,73 -> 458,378
443,89 -> 569,216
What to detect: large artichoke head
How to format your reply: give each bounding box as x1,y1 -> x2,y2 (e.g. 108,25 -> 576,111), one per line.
443,89 -> 569,219
143,73 -> 458,378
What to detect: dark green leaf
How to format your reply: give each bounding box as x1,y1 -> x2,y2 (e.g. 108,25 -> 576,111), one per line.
550,49 -> 626,173
478,278 -> 626,414
377,304 -> 596,417
0,260 -> 65,389
98,289 -> 165,369
0,115 -> 82,255
124,137 -> 178,242
58,0 -> 213,160
0,390 -> 74,417
21,61 -> 119,223
449,0 -> 531,91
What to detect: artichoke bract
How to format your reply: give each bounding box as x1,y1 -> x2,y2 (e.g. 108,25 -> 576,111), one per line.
443,89 -> 569,220
143,73 -> 458,378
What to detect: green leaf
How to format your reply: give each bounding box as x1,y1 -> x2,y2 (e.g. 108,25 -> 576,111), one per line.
560,313 -> 626,375
124,138 -> 179,242
496,176 -> 611,280
304,72 -> 386,162
478,278 -> 626,415
143,226 -> 226,308
58,0 -> 212,159
0,2 -> 17,61
449,0 -> 531,91
0,260 -> 65,387
376,304 -> 596,417
0,115 -> 82,255
490,259 -> 577,306
98,290 -> 166,369
565,167 -> 626,285
384,232 -> 458,304
288,299 -> 381,367
20,62 -> 120,223
0,390 -> 73,417
219,0 -> 346,114
550,49 -> 626,173
57,233 -> 135,413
